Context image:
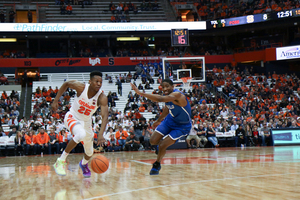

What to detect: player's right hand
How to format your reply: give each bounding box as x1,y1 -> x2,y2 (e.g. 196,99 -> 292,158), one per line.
152,120 -> 161,129
51,100 -> 59,111
97,135 -> 106,146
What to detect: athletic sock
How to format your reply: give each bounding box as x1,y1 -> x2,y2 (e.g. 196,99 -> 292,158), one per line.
82,157 -> 89,165
59,151 -> 69,161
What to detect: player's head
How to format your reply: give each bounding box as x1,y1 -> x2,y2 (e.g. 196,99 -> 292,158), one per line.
161,79 -> 174,95
89,71 -> 103,91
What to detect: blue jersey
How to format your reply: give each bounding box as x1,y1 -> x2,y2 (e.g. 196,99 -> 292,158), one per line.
153,62 -> 158,70
165,89 -> 192,125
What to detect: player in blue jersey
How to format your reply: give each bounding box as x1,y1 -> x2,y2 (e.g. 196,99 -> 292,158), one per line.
130,79 -> 192,175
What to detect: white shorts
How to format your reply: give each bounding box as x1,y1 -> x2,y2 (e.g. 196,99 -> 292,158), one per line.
64,111 -> 94,155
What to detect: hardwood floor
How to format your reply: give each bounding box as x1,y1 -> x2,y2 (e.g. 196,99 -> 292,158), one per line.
1,146 -> 300,200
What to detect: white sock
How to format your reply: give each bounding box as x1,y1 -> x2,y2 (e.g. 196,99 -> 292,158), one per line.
59,151 -> 69,161
82,157 -> 89,165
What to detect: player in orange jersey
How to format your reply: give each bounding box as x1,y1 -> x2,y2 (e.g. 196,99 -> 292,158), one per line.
52,71 -> 108,177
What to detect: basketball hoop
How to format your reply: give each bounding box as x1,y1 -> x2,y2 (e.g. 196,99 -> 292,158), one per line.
180,77 -> 192,89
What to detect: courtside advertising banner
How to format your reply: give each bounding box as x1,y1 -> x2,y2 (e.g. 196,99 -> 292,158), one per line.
0,55 -> 233,68
0,22 -> 206,32
276,45 -> 300,60
272,128 -> 300,145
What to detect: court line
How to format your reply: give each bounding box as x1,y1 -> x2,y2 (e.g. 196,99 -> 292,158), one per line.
131,160 -> 152,165
83,172 -> 300,200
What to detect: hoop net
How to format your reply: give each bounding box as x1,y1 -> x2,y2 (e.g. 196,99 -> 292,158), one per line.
180,77 -> 192,89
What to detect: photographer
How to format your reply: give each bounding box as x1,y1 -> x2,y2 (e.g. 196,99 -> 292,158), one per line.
142,123 -> 153,150
124,132 -> 140,151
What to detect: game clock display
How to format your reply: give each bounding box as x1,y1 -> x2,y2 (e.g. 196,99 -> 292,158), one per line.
274,9 -> 300,19
171,29 -> 189,46
207,8 -> 300,29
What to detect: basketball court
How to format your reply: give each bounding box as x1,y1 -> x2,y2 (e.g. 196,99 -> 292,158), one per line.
1,146 -> 300,199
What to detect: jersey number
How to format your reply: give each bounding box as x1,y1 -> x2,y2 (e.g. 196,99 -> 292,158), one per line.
78,106 -> 91,116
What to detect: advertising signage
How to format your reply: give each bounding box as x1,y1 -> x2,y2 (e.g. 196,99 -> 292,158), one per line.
0,22 -> 206,32
276,45 -> 300,60
272,128 -> 300,145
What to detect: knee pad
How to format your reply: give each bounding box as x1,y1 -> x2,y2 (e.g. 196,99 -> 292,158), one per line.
72,124 -> 87,144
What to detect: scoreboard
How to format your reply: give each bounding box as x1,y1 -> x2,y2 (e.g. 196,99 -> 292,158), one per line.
207,8 -> 300,29
171,29 -> 189,46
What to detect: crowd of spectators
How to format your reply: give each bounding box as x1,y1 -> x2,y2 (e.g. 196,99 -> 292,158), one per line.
60,4 -> 73,15
192,0 -> 300,21
3,61 -> 300,156
170,0 -> 300,21
0,50 -> 26,58
109,1 -> 159,22
56,0 -> 93,7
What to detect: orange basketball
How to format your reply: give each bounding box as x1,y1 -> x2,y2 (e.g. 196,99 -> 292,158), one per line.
91,155 -> 109,174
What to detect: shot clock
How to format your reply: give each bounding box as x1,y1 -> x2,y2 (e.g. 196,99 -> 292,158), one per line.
171,29 -> 189,46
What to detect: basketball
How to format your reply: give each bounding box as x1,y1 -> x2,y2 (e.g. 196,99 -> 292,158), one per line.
91,155 -> 109,174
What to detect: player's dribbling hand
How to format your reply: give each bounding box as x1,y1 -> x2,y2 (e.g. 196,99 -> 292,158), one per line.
152,120 -> 161,129
97,135 -> 106,146
51,100 -> 59,111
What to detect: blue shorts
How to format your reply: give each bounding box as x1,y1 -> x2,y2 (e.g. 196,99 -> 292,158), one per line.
155,118 -> 191,141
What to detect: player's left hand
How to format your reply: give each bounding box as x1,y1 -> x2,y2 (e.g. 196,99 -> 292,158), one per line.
130,83 -> 140,95
97,135 -> 106,146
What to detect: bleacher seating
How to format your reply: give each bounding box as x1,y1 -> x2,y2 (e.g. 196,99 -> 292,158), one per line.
33,0 -> 167,22
32,72 -> 168,121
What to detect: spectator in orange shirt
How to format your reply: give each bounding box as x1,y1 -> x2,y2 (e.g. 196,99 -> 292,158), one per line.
124,4 -> 129,14
134,109 -> 142,119
63,93 -> 70,105
25,130 -> 38,155
47,86 -> 54,94
1,91 -> 7,100
35,91 -> 42,98
54,86 -> 59,94
220,10 -> 226,17
286,103 -> 293,110
66,4 -> 73,15
52,110 -> 60,119
46,95 -> 52,102
42,90 -> 48,97
36,127 -> 50,154
212,65 -> 218,73
110,15 -> 116,22
139,105 -> 145,112
231,58 -> 237,68
115,125 -> 128,149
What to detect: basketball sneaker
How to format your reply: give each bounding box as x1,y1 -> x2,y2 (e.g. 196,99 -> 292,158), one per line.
53,158 -> 67,176
79,160 -> 91,178
150,161 -> 161,175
